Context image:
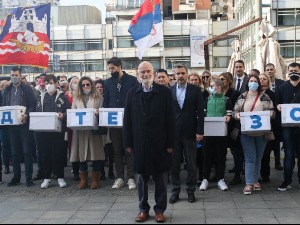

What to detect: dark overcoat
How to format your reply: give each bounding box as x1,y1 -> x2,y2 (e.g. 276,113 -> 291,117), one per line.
123,83 -> 175,175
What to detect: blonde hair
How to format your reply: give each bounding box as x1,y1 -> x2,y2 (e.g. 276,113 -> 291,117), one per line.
259,73 -> 272,90
188,72 -> 204,89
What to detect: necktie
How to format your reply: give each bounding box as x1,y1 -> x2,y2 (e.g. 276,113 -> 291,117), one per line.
237,79 -> 241,91
272,83 -> 276,92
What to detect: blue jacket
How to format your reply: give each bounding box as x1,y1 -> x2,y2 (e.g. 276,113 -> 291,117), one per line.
103,72 -> 139,108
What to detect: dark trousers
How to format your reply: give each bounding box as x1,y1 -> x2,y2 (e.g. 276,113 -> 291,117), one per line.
35,132 -> 44,176
37,132 -> 65,179
261,142 -> 272,179
138,174 -> 167,214
272,140 -> 282,166
171,138 -> 197,195
231,141 -> 244,175
110,128 -> 134,180
197,147 -> 204,181
0,127 -> 11,168
282,128 -> 300,183
7,125 -> 33,181
80,161 -> 101,172
203,137 -> 227,180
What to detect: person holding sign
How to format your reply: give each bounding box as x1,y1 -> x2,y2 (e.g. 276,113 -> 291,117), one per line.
70,77 -> 105,190
2,67 -> 36,187
123,61 -> 175,223
36,75 -> 71,189
276,62 -> 300,192
199,79 -> 232,192
233,74 -> 275,195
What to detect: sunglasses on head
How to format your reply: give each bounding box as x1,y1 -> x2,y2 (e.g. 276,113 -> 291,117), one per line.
81,83 -> 91,88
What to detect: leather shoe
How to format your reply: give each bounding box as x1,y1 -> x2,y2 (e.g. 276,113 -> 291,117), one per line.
4,167 -> 10,174
169,194 -> 179,204
155,212 -> 166,223
135,212 -> 149,223
188,193 -> 196,203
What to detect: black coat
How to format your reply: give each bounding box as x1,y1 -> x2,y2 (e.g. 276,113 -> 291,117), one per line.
123,83 -> 175,175
171,83 -> 205,139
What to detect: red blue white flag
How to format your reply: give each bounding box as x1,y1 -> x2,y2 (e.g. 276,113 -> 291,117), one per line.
0,4 -> 51,69
128,0 -> 163,60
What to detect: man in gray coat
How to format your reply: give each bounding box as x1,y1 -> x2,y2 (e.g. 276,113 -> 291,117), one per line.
124,62 -> 175,223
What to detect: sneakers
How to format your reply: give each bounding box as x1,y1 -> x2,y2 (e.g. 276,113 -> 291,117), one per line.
41,179 -> 51,189
218,179 -> 229,191
112,178 -> 125,189
199,179 -> 209,191
278,181 -> 292,192
128,179 -> 137,190
58,179 -> 68,188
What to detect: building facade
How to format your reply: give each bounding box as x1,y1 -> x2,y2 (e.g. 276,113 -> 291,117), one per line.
235,0 -> 300,73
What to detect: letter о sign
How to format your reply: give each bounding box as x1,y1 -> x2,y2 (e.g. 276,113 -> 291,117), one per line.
282,104 -> 300,127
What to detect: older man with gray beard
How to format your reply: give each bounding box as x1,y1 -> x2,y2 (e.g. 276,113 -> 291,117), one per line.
123,61 -> 175,223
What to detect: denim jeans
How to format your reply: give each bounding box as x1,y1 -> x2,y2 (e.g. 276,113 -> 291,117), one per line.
241,135 -> 268,185
282,128 -> 300,184
0,127 -> 12,168
7,125 -> 33,181
80,161 -> 101,172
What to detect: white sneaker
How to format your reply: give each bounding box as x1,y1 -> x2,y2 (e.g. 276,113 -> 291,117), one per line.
112,178 -> 125,189
218,179 -> 229,191
41,179 -> 51,189
128,179 -> 136,190
58,179 -> 68,188
199,179 -> 209,191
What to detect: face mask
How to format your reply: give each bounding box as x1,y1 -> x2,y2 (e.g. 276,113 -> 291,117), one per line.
111,71 -> 120,79
11,77 -> 21,85
72,84 -> 78,91
83,90 -> 91,95
46,84 -> 55,93
248,82 -> 259,91
209,87 -> 216,95
289,73 -> 300,81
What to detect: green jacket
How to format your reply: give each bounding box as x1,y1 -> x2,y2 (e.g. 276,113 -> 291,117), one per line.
206,93 -> 232,117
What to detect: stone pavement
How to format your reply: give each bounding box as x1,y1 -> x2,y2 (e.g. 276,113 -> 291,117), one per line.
0,154 -> 300,224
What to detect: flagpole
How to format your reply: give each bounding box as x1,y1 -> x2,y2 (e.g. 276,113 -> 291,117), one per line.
51,16 -> 55,74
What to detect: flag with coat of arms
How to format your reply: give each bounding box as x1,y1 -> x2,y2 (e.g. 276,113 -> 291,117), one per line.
0,4 -> 51,69
128,0 -> 163,60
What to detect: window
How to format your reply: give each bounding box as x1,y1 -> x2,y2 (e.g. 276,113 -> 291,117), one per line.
213,57 -> 231,68
117,38 -> 135,48
280,42 -> 300,58
213,38 -> 236,47
86,41 -> 103,50
165,58 -> 191,69
109,39 -> 113,50
164,36 -> 190,48
278,9 -> 300,26
121,58 -> 161,70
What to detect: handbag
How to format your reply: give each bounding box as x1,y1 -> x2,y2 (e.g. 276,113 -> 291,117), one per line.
264,132 -> 275,141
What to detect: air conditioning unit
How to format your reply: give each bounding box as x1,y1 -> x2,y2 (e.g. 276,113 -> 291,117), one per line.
189,3 -> 195,7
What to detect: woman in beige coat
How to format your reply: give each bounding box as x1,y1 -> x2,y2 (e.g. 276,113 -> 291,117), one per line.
70,77 -> 105,189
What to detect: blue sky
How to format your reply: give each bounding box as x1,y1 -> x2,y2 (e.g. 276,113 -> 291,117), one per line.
60,0 -> 107,22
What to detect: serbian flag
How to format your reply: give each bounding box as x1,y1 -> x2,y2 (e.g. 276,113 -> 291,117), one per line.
0,4 -> 51,69
128,0 -> 163,60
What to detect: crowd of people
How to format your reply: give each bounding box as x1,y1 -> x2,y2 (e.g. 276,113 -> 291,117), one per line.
0,57 -> 299,223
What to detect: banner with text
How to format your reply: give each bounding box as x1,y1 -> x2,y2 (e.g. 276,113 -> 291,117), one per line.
190,22 -> 209,68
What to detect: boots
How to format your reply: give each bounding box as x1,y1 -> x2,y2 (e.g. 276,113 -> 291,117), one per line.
229,173 -> 242,185
79,171 -> 88,189
91,172 -> 100,189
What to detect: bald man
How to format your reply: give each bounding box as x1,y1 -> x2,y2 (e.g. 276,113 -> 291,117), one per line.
124,61 -> 175,223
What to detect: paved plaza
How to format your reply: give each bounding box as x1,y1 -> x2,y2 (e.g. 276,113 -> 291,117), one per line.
0,154 -> 300,224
